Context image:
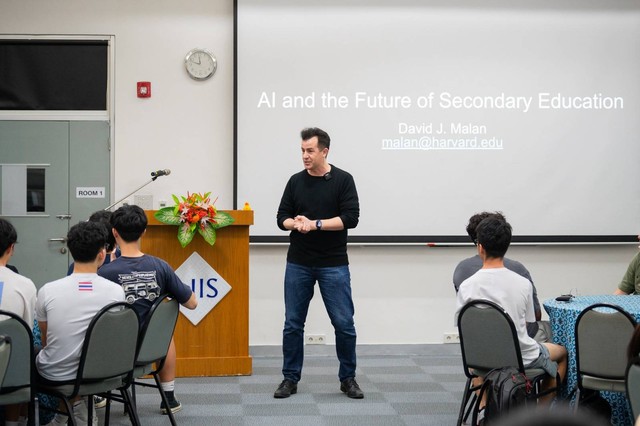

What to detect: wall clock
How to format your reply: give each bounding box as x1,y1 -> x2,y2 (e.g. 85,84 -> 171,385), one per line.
184,48 -> 217,81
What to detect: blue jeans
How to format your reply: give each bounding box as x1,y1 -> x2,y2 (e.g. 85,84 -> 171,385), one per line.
282,262 -> 357,382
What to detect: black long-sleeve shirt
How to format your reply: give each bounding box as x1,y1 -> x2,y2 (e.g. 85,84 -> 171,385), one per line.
277,165 -> 359,267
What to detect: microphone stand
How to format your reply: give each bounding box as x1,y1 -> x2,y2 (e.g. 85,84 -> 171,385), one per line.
104,175 -> 162,211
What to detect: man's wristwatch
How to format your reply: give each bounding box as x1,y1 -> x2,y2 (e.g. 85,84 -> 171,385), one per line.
315,219 -> 322,231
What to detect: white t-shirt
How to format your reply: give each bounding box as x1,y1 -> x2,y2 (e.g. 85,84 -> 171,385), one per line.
0,265 -> 37,328
35,273 -> 125,381
455,267 -> 539,365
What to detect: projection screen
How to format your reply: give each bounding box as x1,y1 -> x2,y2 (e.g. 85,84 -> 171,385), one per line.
236,0 -> 640,243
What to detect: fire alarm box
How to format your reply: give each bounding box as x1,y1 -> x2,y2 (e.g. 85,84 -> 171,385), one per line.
137,81 -> 151,98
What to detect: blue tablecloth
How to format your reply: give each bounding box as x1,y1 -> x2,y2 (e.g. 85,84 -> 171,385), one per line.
544,295 -> 640,426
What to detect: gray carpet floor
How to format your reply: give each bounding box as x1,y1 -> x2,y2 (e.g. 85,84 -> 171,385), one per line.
103,344 -> 465,426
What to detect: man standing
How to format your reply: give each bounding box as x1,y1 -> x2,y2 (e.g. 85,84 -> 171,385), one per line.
0,218 -> 37,426
37,221 -> 125,426
98,204 -> 197,414
274,127 -> 362,399
456,216 -> 567,397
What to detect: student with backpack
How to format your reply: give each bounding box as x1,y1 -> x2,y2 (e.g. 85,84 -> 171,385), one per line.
455,215 -> 568,419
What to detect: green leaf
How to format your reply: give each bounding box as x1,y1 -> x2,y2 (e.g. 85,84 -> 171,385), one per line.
172,194 -> 180,205
177,228 -> 195,248
210,211 -> 235,229
198,224 -> 217,246
154,207 -> 182,225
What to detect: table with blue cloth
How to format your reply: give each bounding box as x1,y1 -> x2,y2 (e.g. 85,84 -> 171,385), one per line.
544,295 -> 640,426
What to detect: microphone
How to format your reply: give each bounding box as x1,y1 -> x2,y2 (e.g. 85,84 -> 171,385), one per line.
323,172 -> 332,181
151,169 -> 171,178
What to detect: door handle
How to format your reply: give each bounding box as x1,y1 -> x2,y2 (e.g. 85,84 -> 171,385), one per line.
56,214 -> 72,220
48,238 -> 67,243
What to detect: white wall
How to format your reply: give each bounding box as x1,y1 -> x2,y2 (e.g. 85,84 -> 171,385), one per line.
2,0 -> 638,345
250,244 -> 638,345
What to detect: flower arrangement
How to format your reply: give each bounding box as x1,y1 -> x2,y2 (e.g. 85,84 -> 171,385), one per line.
154,192 -> 234,248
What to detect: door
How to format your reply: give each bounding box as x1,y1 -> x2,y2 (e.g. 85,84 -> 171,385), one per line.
0,120 -> 110,287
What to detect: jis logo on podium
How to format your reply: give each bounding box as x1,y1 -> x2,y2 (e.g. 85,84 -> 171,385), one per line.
191,277 -> 219,298
175,252 -> 231,326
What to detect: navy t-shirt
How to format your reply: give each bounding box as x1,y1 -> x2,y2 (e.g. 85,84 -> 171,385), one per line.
98,254 -> 193,321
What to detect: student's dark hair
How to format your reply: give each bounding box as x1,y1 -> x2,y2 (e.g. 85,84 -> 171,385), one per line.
476,216 -> 511,259
0,218 -> 18,257
88,210 -> 116,252
110,204 -> 147,243
67,221 -> 107,263
301,127 -> 330,150
466,211 -> 506,244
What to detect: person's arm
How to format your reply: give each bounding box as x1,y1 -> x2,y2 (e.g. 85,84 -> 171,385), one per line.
182,292 -> 197,310
38,321 -> 48,347
617,253 -> 639,294
337,173 -> 359,230
292,215 -> 344,234
276,178 -> 296,231
615,288 -> 629,295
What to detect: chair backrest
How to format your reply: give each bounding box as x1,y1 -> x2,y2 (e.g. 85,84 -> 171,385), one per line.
136,294 -> 179,367
0,335 -> 12,385
627,357 -> 640,420
78,301 -> 139,381
575,303 -> 636,380
458,299 -> 524,373
0,310 -> 33,391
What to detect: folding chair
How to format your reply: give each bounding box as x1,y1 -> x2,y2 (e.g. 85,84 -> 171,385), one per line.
456,299 -> 555,426
0,310 -> 37,425
626,356 -> 640,421
0,335 -> 12,387
574,303 -> 636,410
36,302 -> 140,426
129,294 -> 180,426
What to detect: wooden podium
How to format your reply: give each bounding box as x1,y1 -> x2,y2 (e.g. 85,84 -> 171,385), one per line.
142,210 -> 253,377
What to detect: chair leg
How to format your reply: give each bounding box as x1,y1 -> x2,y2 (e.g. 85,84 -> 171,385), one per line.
153,373 -> 177,426
30,395 -> 39,426
457,377 -> 472,426
131,380 -> 137,409
87,395 -> 94,426
464,394 -> 478,423
104,391 -> 112,426
121,387 -> 141,426
573,387 -> 581,413
62,398 -> 77,426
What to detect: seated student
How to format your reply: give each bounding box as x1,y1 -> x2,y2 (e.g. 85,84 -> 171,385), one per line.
453,211 -> 550,343
36,221 -> 125,426
614,232 -> 640,295
65,211 -> 120,411
67,210 -> 121,276
98,205 -> 197,415
455,216 -> 567,399
0,218 -> 37,426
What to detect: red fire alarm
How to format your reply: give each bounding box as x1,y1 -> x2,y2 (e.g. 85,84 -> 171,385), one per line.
137,81 -> 151,98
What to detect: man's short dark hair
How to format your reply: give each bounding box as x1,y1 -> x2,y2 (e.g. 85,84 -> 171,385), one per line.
466,211 -> 506,244
476,216 -> 512,259
301,127 -> 330,150
67,221 -> 107,263
110,205 -> 147,243
0,218 -> 17,257
88,210 -> 116,252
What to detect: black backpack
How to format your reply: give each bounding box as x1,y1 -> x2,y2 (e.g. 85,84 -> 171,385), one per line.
473,366 -> 533,425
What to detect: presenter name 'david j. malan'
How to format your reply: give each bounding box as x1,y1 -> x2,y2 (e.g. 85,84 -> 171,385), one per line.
398,122 -> 487,136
